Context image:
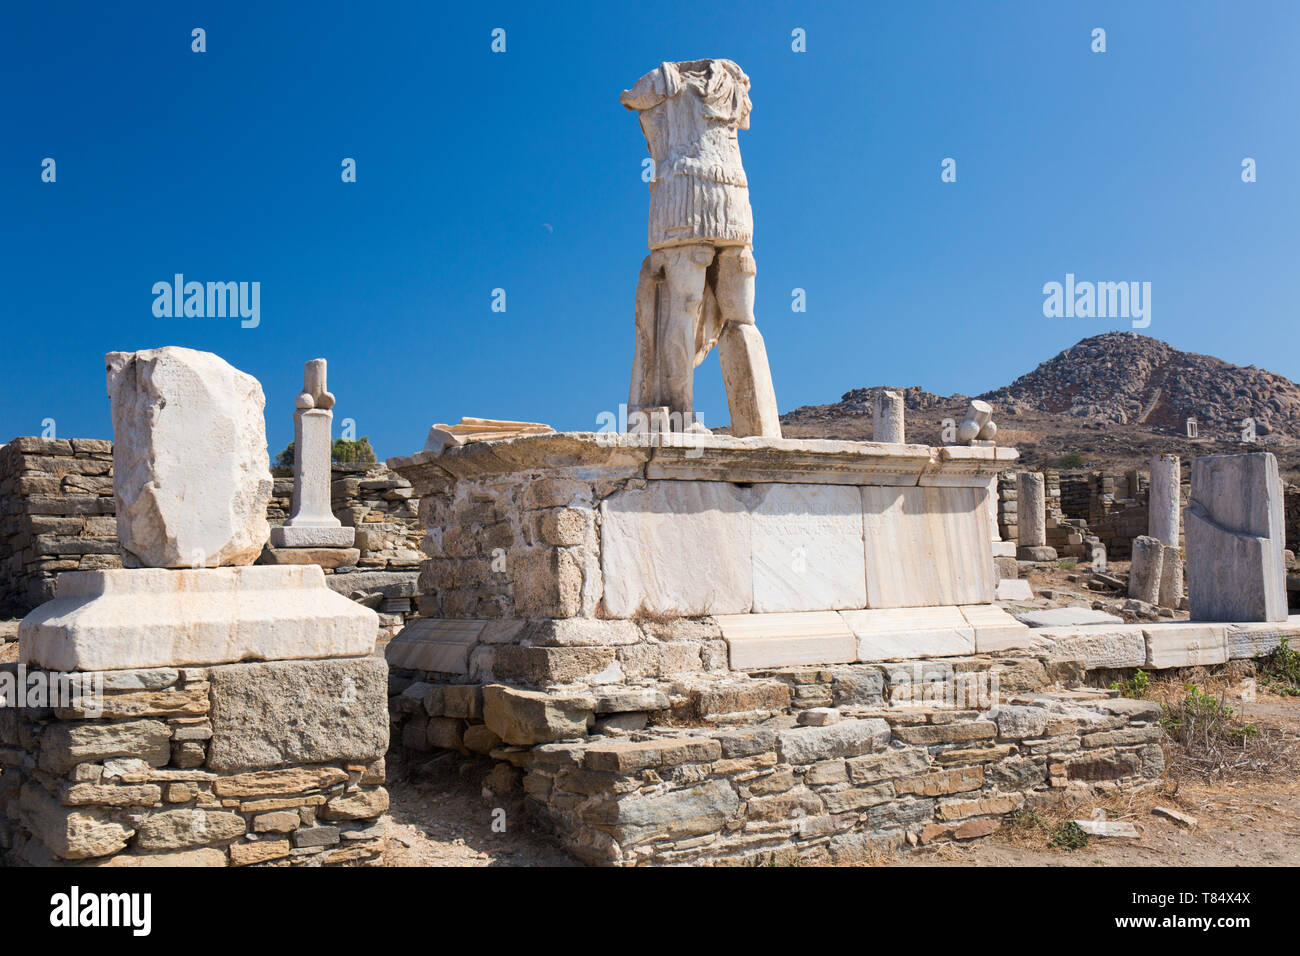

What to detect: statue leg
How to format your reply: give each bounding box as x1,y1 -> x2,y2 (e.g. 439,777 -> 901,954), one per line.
713,246 -> 782,438
627,253 -> 659,418
656,244 -> 714,428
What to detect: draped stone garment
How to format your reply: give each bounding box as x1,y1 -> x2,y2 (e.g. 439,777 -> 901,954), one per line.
622,59 -> 754,250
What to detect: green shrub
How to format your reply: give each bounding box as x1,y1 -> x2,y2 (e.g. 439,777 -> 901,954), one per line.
1056,453 -> 1087,469
1110,669 -> 1150,700
1258,637 -> 1300,696
1048,821 -> 1089,850
274,437 -> 377,469
1162,685 -> 1257,747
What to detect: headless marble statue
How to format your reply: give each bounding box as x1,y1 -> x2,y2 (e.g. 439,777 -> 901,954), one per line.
621,59 -> 781,438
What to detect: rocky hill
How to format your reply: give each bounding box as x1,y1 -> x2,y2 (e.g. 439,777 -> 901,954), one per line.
981,332 -> 1300,438
780,333 -> 1300,478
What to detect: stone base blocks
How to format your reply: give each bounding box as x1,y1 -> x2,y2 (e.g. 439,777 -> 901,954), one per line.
383,610 -> 1300,865
0,346 -> 390,867
387,656 -> 1163,866
521,694 -> 1161,865
19,565 -> 378,671
0,657 -> 388,866
0,437 -> 119,617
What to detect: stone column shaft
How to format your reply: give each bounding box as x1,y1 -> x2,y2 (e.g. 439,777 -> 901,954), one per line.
1017,473 -> 1046,547
1149,454 -> 1181,547
873,390 -> 905,444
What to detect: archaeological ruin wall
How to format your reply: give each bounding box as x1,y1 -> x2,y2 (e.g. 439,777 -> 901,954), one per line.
0,438 -> 423,638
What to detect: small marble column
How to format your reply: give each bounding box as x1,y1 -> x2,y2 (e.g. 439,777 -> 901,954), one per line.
271,359 -> 355,549
1016,472 -> 1056,560
1149,454 -> 1181,547
1129,535 -> 1165,605
872,390 -> 905,444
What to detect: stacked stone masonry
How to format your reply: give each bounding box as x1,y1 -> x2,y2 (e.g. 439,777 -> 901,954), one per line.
387,653 -> 1165,866
0,657 -> 389,866
1056,470 -> 1187,561
0,438 -> 118,617
1,438 -> 423,639
1285,484 -> 1300,555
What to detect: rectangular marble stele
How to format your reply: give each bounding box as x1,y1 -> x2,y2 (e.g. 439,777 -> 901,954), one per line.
840,606 -> 974,661
1186,453 -> 1287,623
750,484 -> 866,613
19,566 -> 377,671
717,611 -> 857,670
861,486 -> 995,608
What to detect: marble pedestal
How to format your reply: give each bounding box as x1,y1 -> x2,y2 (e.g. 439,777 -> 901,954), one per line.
390,433 -> 1031,672
19,565 -> 377,671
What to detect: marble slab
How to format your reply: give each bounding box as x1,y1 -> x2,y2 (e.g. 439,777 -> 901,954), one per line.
861,486 -> 995,608
718,611 -> 857,670
750,484 -> 866,613
840,606 -> 975,661
600,481 -> 753,617
960,604 -> 1036,653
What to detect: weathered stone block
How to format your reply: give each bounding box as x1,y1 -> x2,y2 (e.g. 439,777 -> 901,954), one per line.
40,719 -> 172,774
206,657 -> 388,772
134,809 -> 246,850
895,765 -> 983,797
844,747 -> 931,784
1142,623 -> 1228,669
212,767 -> 348,798
20,784 -> 134,859
985,705 -> 1049,740
320,787 -> 389,820
492,645 -> 618,684
106,347 -> 272,568
1038,625 -> 1148,669
892,721 -> 997,746
583,737 -> 721,772
589,779 -> 739,847
777,718 -> 890,764
482,684 -> 594,745
1226,620 -> 1300,660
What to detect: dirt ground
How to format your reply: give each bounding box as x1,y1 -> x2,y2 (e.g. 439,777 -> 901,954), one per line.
381,753 -> 578,867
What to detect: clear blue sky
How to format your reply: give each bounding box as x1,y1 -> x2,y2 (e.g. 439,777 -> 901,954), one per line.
3,1 -> 1297,458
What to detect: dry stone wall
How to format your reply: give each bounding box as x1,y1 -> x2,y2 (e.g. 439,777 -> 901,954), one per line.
0,657 -> 389,866
1,438 -> 423,638
998,469 -> 1097,562
1285,484 -> 1300,554
0,438 -> 119,617
387,652 -> 1164,866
